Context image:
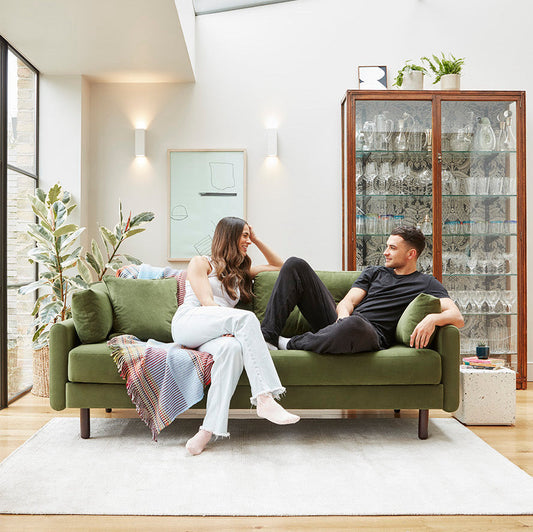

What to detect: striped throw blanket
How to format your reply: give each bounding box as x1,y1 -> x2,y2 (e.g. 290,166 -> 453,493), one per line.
108,265 -> 214,440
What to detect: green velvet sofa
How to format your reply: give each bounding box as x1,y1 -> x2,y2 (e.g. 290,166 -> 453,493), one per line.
49,270 -> 461,440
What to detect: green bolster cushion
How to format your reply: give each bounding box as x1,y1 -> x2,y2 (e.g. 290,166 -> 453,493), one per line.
71,286 -> 113,344
395,293 -> 442,347
104,277 -> 177,342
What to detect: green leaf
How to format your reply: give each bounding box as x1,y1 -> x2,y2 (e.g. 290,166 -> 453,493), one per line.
91,239 -> 105,271
119,200 -> 123,226
30,195 -> 49,222
52,201 -> 67,228
39,300 -> 63,323
122,254 -> 142,265
115,224 -> 123,242
60,227 -> 85,251
48,184 -> 62,205
18,279 -> 48,295
77,259 -> 93,284
61,190 -> 72,205
27,223 -> 54,246
53,223 -> 79,237
35,188 -> 46,203
129,211 -> 155,227
69,275 -> 89,290
99,226 -> 118,248
124,228 -> 145,238
67,205 -> 77,215
85,251 -> 101,275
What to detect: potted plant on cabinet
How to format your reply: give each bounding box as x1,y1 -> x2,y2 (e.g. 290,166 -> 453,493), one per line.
20,184 -> 155,396
393,61 -> 427,90
422,52 -> 465,90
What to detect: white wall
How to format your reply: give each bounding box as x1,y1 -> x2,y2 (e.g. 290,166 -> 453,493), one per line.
84,0 -> 532,367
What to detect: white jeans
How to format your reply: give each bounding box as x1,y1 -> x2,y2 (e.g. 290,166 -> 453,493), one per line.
171,305 -> 285,436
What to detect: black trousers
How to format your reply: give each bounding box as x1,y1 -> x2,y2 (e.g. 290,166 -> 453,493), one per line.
261,257 -> 380,354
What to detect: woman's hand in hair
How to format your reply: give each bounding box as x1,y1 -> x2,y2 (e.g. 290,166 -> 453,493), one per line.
248,225 -> 258,244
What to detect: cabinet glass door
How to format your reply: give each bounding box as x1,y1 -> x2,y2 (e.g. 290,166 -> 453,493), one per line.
441,100 -> 519,371
354,100 -> 433,273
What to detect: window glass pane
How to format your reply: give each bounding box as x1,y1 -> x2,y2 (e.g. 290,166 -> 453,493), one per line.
7,50 -> 37,175
7,169 -> 36,399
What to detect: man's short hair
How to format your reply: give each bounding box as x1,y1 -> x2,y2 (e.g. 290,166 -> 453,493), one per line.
390,226 -> 426,257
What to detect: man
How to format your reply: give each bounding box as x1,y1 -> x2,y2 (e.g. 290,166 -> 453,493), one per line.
261,226 -> 464,353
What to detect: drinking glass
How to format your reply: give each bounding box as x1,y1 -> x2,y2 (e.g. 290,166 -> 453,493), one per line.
465,176 -> 477,195
473,291 -> 487,313
418,168 -> 432,195
476,176 -> 490,195
503,291 -> 517,313
355,160 -> 364,192
392,161 -> 407,194
364,161 -> 378,194
466,255 -> 477,275
489,176 -> 503,195
486,291 -> 500,313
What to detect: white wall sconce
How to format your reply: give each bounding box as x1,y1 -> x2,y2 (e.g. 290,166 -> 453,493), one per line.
266,128 -> 278,157
135,128 -> 146,157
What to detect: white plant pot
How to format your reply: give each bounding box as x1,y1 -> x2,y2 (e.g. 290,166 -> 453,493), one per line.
440,74 -> 461,90
401,71 -> 424,90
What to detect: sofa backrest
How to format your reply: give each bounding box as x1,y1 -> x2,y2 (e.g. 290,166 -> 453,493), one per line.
253,270 -> 361,337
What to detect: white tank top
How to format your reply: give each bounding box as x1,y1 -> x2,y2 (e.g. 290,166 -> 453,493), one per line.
181,256 -> 240,309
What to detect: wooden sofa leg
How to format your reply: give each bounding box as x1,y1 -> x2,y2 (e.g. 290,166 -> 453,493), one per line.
418,409 -> 429,440
80,408 -> 90,439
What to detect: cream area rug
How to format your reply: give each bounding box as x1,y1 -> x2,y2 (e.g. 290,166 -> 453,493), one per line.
0,417 -> 532,516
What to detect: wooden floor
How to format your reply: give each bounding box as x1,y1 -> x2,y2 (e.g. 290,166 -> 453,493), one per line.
1,391 -> 532,531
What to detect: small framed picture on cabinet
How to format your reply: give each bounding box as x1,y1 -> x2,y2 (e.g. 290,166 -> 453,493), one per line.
358,66 -> 388,89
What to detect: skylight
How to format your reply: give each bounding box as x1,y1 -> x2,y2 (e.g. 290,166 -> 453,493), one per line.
193,0 -> 296,15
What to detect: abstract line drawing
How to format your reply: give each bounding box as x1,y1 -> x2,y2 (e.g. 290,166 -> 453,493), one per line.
170,204 -> 188,221
194,235 -> 213,256
210,162 -> 235,190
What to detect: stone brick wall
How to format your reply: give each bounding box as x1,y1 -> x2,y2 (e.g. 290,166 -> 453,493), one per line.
6,58 -> 37,397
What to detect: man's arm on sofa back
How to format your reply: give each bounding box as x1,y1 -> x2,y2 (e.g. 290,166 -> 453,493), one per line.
49,319 -> 80,411
431,324 -> 461,412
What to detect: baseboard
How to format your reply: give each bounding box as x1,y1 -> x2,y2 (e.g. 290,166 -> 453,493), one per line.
528,362 -> 533,382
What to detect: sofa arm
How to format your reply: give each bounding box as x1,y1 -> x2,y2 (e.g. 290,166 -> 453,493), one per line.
431,324 -> 461,412
49,318 -> 80,411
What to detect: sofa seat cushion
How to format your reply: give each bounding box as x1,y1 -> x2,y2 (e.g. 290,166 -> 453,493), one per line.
68,343 -> 123,384
239,346 -> 442,386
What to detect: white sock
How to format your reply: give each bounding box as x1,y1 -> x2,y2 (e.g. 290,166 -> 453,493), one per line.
278,336 -> 290,350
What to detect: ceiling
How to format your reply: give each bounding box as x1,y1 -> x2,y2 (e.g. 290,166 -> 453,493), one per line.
0,0 -> 195,82
193,0 -> 295,15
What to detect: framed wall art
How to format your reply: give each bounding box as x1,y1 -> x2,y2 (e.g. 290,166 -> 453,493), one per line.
358,65 -> 388,89
168,149 -> 247,261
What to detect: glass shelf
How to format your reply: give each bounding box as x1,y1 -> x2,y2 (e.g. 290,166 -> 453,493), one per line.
442,150 -> 516,155
357,232 -> 516,237
443,273 -> 516,277
462,312 -> 517,316
356,150 -> 431,157
356,194 -> 431,198
442,194 -> 516,199
442,233 -> 517,237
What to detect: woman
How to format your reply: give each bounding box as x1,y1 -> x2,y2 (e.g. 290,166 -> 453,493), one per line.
171,217 -> 299,455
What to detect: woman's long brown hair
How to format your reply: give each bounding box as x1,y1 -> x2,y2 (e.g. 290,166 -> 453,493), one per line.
210,217 -> 253,303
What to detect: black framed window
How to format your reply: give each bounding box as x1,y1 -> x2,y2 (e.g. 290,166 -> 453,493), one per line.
0,36 -> 39,408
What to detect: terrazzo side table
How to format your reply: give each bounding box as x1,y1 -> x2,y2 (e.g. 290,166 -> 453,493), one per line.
453,366 -> 516,425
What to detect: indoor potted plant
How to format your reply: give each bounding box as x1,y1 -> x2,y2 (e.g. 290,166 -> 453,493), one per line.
422,52 -> 465,90
393,61 -> 427,90
19,184 -> 87,396
20,184 -> 155,396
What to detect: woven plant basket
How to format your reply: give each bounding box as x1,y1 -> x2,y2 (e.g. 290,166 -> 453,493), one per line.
32,346 -> 50,397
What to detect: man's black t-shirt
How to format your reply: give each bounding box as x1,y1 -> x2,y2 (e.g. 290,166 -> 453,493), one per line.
352,266 -> 449,349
